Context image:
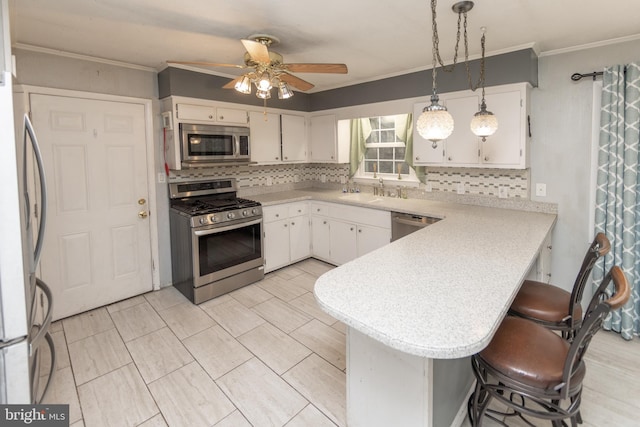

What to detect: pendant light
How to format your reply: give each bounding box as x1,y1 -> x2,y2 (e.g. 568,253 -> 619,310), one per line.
416,1 -> 498,148
470,29 -> 498,141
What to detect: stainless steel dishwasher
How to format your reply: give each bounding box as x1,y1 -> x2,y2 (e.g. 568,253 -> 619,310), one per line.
391,212 -> 441,241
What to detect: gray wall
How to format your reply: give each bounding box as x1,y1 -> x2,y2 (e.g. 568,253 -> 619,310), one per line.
530,39 -> 640,294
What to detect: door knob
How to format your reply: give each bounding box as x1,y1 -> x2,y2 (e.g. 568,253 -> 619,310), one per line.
138,211 -> 149,219
138,198 -> 146,205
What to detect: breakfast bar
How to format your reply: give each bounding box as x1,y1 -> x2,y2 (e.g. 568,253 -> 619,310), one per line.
313,197 -> 556,427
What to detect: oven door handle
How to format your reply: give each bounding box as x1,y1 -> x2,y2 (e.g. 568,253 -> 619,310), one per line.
194,218 -> 262,236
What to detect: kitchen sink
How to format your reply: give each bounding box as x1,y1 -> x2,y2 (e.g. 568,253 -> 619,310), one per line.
338,193 -> 384,204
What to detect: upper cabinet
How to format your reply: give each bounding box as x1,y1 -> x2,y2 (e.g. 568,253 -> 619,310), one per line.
176,103 -> 248,125
413,82 -> 530,169
249,112 -> 307,164
309,114 -> 349,163
281,114 -> 307,162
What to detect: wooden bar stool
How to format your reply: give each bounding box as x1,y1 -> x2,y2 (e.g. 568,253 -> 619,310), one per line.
509,232 -> 610,340
468,265 -> 630,427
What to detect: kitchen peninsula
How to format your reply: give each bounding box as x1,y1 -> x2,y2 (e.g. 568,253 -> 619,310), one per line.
251,189 -> 556,427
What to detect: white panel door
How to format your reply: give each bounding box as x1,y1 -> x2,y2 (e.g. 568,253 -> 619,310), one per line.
30,94 -> 152,320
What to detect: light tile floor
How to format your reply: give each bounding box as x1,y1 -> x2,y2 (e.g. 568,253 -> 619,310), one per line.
40,259 -> 640,427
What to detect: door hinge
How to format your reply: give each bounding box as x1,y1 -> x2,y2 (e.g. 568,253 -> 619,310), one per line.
34,202 -> 38,219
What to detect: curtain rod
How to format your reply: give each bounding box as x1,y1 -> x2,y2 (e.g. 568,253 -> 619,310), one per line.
571,71 -> 604,82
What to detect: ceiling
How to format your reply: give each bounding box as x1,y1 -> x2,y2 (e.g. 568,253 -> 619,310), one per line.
8,0 -> 640,93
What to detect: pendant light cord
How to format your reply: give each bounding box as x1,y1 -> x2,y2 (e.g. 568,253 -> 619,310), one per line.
430,0 -> 484,93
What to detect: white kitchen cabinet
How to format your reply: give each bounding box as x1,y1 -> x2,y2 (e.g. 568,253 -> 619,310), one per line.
250,112 -> 307,164
310,215 -> 331,262
480,87 -> 528,168
357,224 -> 392,258
413,82 -> 530,169
281,114 -> 307,162
263,202 -> 310,272
311,202 -> 391,265
249,111 -> 281,163
310,114 -> 339,162
176,103 -> 247,125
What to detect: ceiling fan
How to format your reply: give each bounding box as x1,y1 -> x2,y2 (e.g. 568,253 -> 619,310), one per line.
167,34 -> 348,99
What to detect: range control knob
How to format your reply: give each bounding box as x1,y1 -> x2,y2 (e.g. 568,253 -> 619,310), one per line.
210,215 -> 216,223
227,212 -> 235,219
242,210 -> 249,217
199,217 -> 206,225
252,208 -> 259,215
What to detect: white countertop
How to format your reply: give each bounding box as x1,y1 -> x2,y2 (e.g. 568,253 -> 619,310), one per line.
250,189 -> 557,359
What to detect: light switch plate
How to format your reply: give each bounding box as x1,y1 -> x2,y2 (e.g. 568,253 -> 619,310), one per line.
157,172 -> 165,183
457,183 -> 465,194
498,185 -> 509,199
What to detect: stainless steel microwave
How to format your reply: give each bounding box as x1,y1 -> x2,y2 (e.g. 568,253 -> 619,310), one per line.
180,123 -> 250,166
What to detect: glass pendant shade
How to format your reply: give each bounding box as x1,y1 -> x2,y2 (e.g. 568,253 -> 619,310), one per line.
277,81 -> 294,99
234,75 -> 252,94
470,100 -> 498,141
257,72 -> 272,91
256,88 -> 271,99
417,95 -> 454,145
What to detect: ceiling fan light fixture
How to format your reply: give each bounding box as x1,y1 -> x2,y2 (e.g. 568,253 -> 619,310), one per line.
257,72 -> 272,91
234,75 -> 252,94
470,100 -> 498,141
256,88 -> 271,99
278,81 -> 294,99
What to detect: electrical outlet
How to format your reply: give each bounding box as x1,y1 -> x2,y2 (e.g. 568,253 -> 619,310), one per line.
498,185 -> 509,199
425,182 -> 433,192
457,183 -> 465,194
266,177 -> 273,186
157,172 -> 165,183
340,176 -> 346,184
294,174 -> 300,183
535,183 -> 547,197
320,174 -> 327,183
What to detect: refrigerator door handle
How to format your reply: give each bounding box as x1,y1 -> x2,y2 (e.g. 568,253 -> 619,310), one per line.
29,278 -> 53,357
24,114 -> 47,267
32,332 -> 55,404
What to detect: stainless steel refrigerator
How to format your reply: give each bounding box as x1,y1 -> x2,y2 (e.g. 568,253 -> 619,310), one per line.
0,63 -> 55,401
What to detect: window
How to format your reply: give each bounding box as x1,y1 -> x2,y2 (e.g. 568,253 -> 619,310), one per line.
362,114 -> 411,178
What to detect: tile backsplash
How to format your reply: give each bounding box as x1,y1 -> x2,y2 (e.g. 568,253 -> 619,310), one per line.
168,164 -> 530,199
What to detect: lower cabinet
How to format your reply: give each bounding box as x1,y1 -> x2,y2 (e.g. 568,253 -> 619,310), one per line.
263,202 -> 310,273
265,200 -> 391,271
311,202 -> 391,266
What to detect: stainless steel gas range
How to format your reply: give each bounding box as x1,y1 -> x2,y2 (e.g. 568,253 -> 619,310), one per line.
169,178 -> 264,304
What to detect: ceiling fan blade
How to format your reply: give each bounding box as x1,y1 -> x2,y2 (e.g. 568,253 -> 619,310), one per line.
285,63 -> 348,74
241,39 -> 270,64
222,76 -> 243,89
279,73 -> 315,91
167,60 -> 245,69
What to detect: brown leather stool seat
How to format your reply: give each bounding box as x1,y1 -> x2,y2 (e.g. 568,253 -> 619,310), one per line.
509,233 -> 610,340
469,265 -> 630,427
479,316 -> 586,391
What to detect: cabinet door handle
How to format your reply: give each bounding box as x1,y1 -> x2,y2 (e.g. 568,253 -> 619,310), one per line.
285,157 -> 288,160
275,157 -> 279,160
209,115 -> 213,119
350,227 -> 354,231
218,115 -> 223,120
448,156 -> 452,161
291,222 -> 295,226
317,208 -> 321,212
415,156 -> 420,161
275,214 -> 279,217
284,223 -> 288,228
358,228 -> 362,233
484,156 -> 489,161
323,221 -> 327,225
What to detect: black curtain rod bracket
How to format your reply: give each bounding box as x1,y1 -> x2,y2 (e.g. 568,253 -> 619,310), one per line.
571,71 -> 604,82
